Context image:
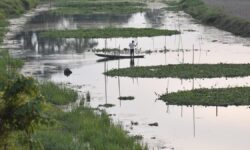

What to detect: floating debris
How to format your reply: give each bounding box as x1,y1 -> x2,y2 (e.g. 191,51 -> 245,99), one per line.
184,29 -> 196,32
64,68 -> 72,77
119,96 -> 135,100
131,121 -> 139,126
98,103 -> 115,108
148,122 -> 159,126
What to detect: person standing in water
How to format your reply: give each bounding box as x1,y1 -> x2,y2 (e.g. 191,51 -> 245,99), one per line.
129,40 -> 137,57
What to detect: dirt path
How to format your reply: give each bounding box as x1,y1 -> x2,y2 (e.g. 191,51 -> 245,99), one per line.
201,0 -> 250,20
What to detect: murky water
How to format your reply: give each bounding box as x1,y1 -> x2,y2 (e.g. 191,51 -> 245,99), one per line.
7,3 -> 250,150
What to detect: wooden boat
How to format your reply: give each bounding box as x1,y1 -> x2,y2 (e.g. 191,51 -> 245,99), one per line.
95,53 -> 144,59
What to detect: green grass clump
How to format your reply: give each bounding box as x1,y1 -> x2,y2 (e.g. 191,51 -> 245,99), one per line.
41,28 -> 180,38
175,0 -> 250,37
51,1 -> 147,15
160,87 -> 250,106
35,107 -> 146,150
39,81 -> 78,105
105,64 -> 250,79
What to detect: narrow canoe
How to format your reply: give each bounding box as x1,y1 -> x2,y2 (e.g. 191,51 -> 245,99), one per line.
95,53 -> 144,59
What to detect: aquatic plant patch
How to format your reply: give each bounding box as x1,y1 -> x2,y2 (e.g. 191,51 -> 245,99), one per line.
41,28 -> 180,38
105,64 -> 250,79
51,1 -> 147,15
160,87 -> 250,106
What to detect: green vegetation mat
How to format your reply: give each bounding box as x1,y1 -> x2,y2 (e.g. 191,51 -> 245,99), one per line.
160,87 -> 250,106
174,0 -> 250,37
41,28 -> 180,38
51,1 -> 147,15
105,64 -> 250,79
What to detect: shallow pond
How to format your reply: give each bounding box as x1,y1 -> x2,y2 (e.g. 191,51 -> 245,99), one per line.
7,4 -> 250,150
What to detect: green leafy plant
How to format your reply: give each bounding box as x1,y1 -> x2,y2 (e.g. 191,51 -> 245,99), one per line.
0,75 -> 50,149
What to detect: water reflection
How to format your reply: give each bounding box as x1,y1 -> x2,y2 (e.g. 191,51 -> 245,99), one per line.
130,58 -> 135,67
16,31 -> 98,55
145,9 -> 165,28
24,12 -> 135,31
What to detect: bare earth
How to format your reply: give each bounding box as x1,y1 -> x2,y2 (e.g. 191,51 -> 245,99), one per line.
201,0 -> 250,20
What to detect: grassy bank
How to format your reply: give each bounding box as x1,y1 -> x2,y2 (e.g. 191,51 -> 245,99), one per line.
175,0 -> 250,37
105,64 -> 250,79
41,28 -> 180,39
36,106 -> 146,150
160,87 -> 250,106
51,1 -> 147,15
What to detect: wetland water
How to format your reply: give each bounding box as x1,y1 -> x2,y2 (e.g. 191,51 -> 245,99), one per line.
7,4 -> 250,150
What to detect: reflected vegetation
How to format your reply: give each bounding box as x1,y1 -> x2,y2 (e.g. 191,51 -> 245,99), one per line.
24,12 -> 135,31
145,9 -> 165,28
16,31 -> 98,54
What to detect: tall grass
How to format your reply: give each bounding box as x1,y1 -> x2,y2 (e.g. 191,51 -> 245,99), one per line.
39,81 -> 78,105
36,107 -> 147,150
